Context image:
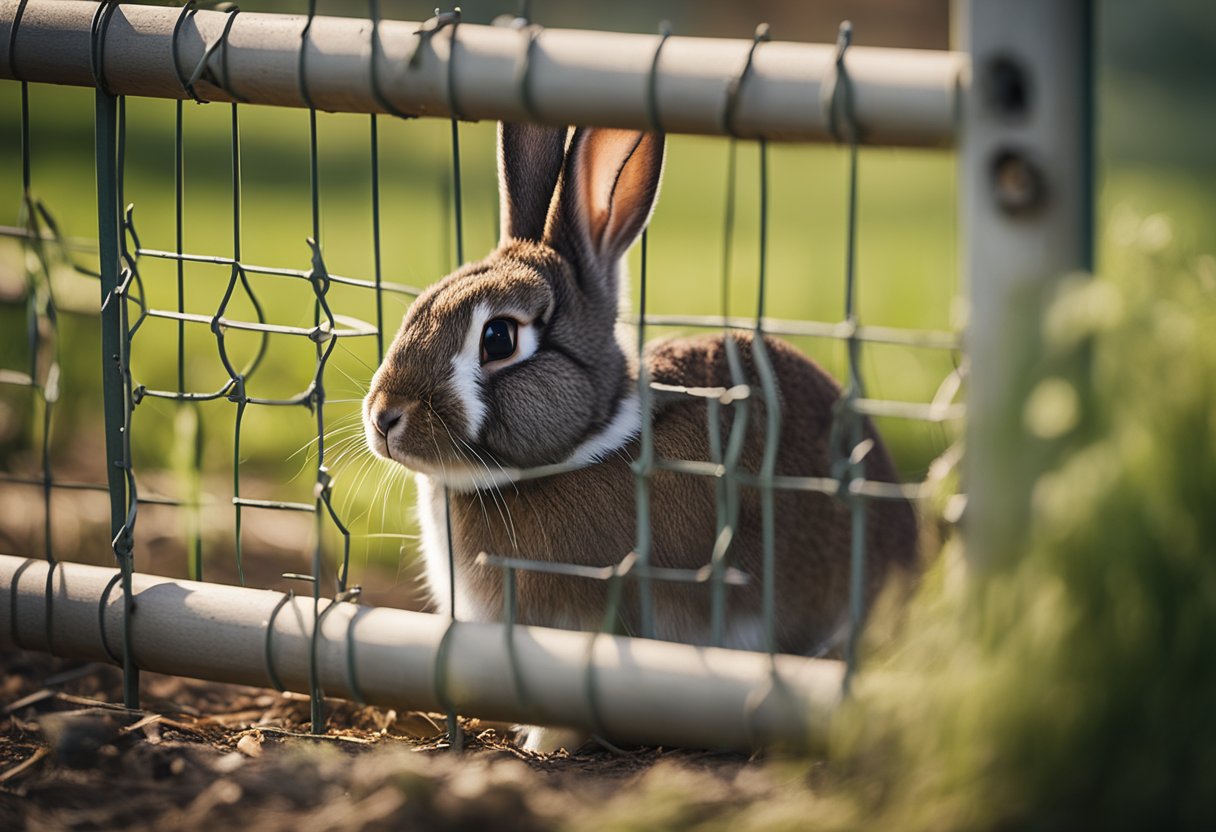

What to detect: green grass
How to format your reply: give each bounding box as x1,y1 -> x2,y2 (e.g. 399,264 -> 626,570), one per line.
0,80 -> 961,575
3,74 -> 1214,583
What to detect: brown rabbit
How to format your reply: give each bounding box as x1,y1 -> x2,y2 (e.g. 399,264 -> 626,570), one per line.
363,122 -> 917,699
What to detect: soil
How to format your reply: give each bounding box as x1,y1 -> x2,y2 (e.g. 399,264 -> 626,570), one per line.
0,651 -> 763,831
0,482 -> 802,830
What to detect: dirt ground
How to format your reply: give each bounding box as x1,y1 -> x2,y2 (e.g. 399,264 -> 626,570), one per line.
0,650 -> 782,831
0,480 -> 820,830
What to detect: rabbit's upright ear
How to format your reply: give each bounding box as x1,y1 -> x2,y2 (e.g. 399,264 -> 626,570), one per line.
546,128 -> 665,294
498,122 -> 569,244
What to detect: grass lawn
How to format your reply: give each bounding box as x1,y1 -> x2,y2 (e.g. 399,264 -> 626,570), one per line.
1,63 -> 1212,581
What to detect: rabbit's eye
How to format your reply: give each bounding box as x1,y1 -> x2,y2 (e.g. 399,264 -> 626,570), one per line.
481,318 -> 518,364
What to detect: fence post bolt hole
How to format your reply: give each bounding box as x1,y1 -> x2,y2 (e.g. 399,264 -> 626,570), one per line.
982,54 -> 1031,120
989,148 -> 1046,216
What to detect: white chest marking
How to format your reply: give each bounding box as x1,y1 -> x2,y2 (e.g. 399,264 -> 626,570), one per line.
561,391 -> 641,466
415,474 -> 495,622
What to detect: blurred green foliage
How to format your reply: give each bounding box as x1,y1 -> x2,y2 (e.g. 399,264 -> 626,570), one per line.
832,223 -> 1216,829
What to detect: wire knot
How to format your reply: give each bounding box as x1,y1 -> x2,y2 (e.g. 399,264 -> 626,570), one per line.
314,465 -> 333,498
512,20 -> 545,123
7,0 -> 32,82
369,0 -> 417,119
411,7 -> 462,69
178,4 -> 247,104
645,21 -> 673,133
722,23 -> 771,138
89,1 -> 121,95
822,20 -> 860,145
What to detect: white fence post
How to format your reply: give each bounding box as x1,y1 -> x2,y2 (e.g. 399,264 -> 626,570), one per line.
956,0 -> 1095,566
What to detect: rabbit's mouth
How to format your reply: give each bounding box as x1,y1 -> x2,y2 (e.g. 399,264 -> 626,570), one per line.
376,440 -> 518,493
368,429 -> 466,480
363,409 -> 514,493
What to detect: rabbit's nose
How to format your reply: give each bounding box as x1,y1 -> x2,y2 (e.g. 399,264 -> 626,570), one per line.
373,404 -> 403,438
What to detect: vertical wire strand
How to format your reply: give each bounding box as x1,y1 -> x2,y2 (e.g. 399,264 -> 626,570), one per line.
720,25 -> 770,651
631,13 -> 672,643
367,112 -> 385,572
103,104 -> 141,706
842,129 -> 867,686
824,21 -> 869,691
304,1 -> 324,728
442,484 -> 461,750
299,0 -> 344,734
720,141 -> 737,323
752,138 -> 782,654
19,84 -> 48,559
450,119 -> 464,265
91,0 -> 140,707
635,229 -> 654,638
19,82 -> 30,193
444,93 -> 464,751
712,138 -> 749,648
116,93 -> 144,707
175,100 -> 186,394
308,109 -> 325,737
228,99 -> 246,587
20,80 -> 60,653
310,107 -> 321,332
174,96 -> 204,582
370,114 -> 385,361
755,143 -> 769,320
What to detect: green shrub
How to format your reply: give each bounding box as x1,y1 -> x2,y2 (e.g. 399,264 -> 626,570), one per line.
837,221 -> 1216,830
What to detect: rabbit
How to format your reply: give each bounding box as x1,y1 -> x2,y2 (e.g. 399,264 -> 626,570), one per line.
363,123 -> 918,748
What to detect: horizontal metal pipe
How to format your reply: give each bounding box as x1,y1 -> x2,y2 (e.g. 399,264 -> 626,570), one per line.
0,1 -> 961,146
0,554 -> 843,750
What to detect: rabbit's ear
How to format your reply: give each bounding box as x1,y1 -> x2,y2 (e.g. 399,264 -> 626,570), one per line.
498,122 -> 569,243
546,128 -> 665,292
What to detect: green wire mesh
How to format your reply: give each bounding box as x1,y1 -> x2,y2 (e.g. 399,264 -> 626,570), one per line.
0,4 -> 964,742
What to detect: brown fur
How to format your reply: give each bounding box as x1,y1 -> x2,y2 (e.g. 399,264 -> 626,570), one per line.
365,123 -> 918,656
444,331 -> 917,653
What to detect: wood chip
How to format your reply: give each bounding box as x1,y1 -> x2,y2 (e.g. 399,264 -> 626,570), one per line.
2,689 -> 56,715
0,746 -> 49,784
236,731 -> 264,758
119,714 -> 164,735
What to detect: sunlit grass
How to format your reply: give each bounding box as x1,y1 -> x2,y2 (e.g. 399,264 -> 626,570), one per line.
3,76 -> 1214,581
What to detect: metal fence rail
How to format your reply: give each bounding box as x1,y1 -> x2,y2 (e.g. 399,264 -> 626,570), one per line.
1,555 -> 842,751
1,0 -> 962,145
0,0 -> 1092,750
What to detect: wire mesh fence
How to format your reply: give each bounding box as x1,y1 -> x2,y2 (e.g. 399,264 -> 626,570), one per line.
0,1 -> 966,748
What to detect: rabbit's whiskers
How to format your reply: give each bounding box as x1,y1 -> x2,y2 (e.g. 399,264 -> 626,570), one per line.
455,435 -> 518,552
328,357 -> 371,394
337,342 -> 378,374
287,412 -> 364,460
430,406 -> 518,553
